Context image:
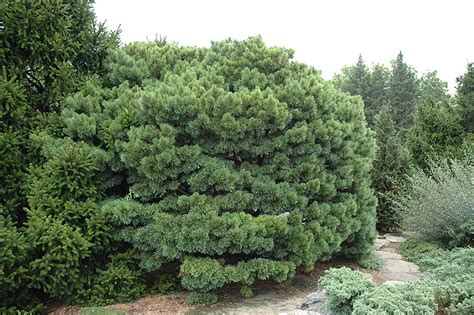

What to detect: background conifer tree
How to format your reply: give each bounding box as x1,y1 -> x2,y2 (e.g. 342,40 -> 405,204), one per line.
388,52 -> 419,128
371,105 -> 410,231
456,63 -> 474,134
408,99 -> 465,169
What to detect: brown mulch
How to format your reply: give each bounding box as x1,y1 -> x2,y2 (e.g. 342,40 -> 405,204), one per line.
49,294 -> 192,315
106,293 -> 193,315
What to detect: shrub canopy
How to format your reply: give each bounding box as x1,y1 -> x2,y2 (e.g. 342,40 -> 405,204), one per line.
60,37 -> 377,295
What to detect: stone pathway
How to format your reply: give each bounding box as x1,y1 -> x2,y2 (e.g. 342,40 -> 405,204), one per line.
375,233 -> 420,284
186,233 -> 420,315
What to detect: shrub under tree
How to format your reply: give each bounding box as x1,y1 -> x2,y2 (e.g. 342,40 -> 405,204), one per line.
58,37 -> 378,302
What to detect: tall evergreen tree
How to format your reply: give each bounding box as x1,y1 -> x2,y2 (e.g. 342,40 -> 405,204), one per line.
366,64 -> 390,126
456,63 -> 474,134
332,55 -> 377,125
372,105 -> 410,231
389,52 -> 419,128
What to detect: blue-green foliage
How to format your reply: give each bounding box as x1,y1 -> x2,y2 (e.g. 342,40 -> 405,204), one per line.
60,37 -> 377,300
321,243 -> 474,314
400,239 -> 474,314
317,267 -> 374,314
352,281 -> 437,315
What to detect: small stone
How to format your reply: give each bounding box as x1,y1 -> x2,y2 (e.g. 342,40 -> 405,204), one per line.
382,259 -> 410,273
384,280 -> 405,286
374,250 -> 402,260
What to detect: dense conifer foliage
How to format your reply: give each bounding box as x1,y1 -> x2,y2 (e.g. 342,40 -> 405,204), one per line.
1,0 -> 120,311
58,37 -> 377,301
456,63 -> 474,134
0,0 -> 120,218
371,106 -> 410,231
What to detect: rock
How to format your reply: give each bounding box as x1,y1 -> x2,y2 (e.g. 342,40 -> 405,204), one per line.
374,250 -> 402,260
383,233 -> 407,243
298,290 -> 327,312
384,280 -> 405,286
382,259 -> 410,273
374,238 -> 390,250
280,310 -> 320,315
379,271 -> 420,282
380,247 -> 398,253
406,261 -> 419,273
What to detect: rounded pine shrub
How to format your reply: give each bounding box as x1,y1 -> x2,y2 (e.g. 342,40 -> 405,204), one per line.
61,36 -> 377,300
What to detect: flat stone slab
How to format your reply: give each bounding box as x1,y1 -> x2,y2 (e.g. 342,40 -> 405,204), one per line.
374,250 -> 402,260
384,280 -> 405,286
380,247 -> 398,253
383,233 -> 407,243
298,290 -> 327,312
374,239 -> 390,250
379,271 -> 420,282
406,261 -> 420,273
382,259 -> 410,273
280,311 -> 321,315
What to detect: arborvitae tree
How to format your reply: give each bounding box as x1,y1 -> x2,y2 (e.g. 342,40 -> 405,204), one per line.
371,105 -> 410,232
408,98 -> 465,169
456,63 -> 474,134
60,37 -> 377,302
389,52 -> 419,128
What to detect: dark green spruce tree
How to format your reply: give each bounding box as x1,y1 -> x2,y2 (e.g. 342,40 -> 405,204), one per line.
1,0 -> 123,312
0,0 -> 120,219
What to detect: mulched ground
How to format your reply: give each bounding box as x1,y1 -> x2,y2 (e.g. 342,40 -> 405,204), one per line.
48,258 -> 362,315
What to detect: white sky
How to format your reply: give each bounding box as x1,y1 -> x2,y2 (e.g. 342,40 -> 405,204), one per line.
94,0 -> 473,91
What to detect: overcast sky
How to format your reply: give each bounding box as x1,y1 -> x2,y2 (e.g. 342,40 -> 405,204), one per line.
94,0 -> 473,91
